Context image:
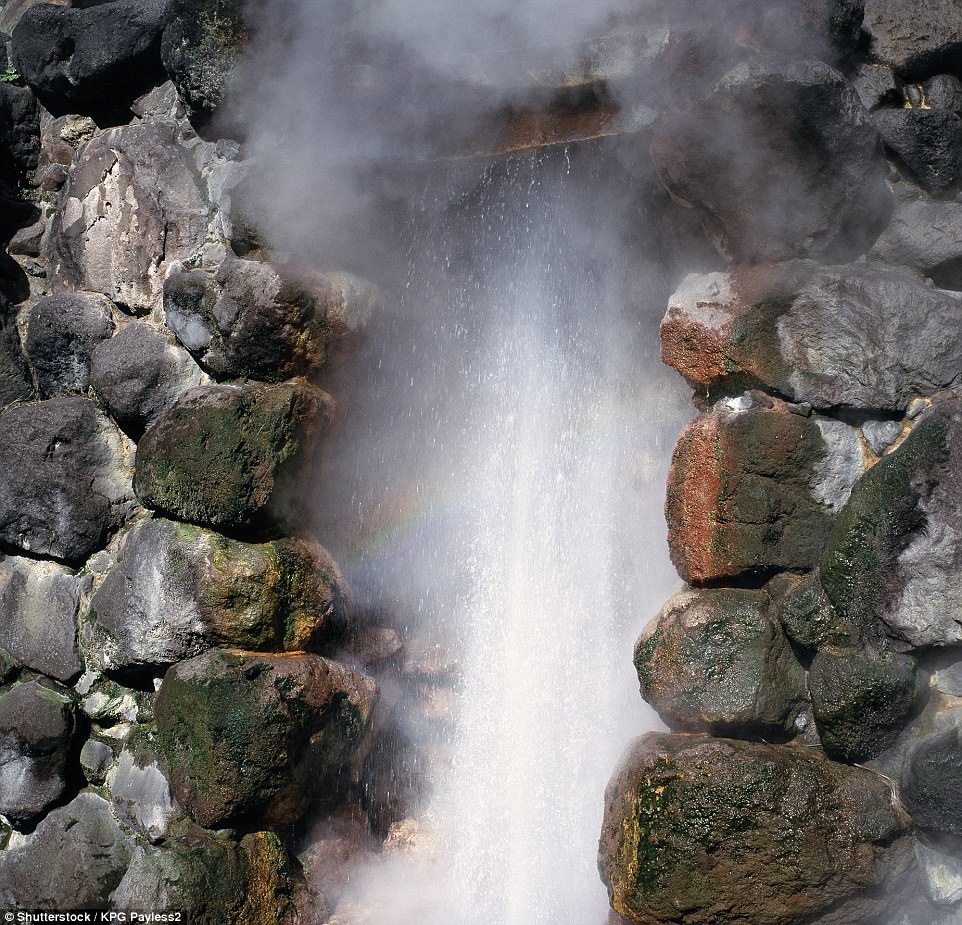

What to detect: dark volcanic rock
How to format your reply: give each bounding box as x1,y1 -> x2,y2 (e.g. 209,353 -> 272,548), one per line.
821,399 -> 962,647
86,517 -> 351,675
902,721 -> 962,837
48,122 -> 209,314
0,680 -> 75,823
875,109 -> 962,197
10,0 -> 168,117
634,588 -> 805,739
651,59 -> 892,264
134,381 -> 329,533
89,321 -> 203,436
924,74 -> 962,111
871,199 -> 962,289
661,263 -> 962,411
154,648 -> 377,828
599,732 -> 911,925
24,292 -> 115,397
851,63 -> 901,112
0,81 -> 40,237
0,397 -> 135,564
809,648 -> 920,762
0,293 -> 32,411
0,792 -> 131,908
769,573 -> 858,650
0,555 -> 83,682
864,0 -> 962,79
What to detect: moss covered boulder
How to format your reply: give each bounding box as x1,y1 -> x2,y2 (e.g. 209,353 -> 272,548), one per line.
155,648 -> 377,829
85,517 -> 351,676
768,572 -> 859,650
134,381 -> 329,533
634,588 -> 805,739
599,732 -> 912,925
902,720 -> 962,838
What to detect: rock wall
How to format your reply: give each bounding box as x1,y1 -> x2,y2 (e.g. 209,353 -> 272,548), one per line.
601,3 -> 962,925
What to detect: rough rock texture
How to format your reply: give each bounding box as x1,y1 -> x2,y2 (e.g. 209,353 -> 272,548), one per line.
89,320 -> 205,436
871,199 -> 962,289
808,648 -> 920,762
48,122 -> 209,313
661,263 -> 962,411
0,680 -> 75,823
821,399 -> 962,647
24,292 -> 115,397
925,74 -> 962,111
769,573 -> 858,650
850,63 -> 901,112
0,81 -> 40,238
902,720 -> 962,838
651,60 -> 892,264
864,0 -> 962,78
874,109 -> 962,197
599,732 -> 911,925
665,399 -> 852,584
0,792 -> 131,908
164,258 -> 329,381
634,588 -> 805,739
0,292 -> 32,410
154,648 -> 377,828
85,517 -> 351,675
107,741 -> 176,843
0,397 -> 135,563
134,381 -> 329,532
0,555 -> 83,682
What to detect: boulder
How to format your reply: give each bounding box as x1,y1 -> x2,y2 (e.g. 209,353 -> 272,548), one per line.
0,792 -> 131,909
89,321 -> 205,436
599,732 -> 911,925
0,396 -> 135,564
0,292 -> 32,410
0,81 -> 40,238
875,109 -> 962,197
809,648 -> 921,762
164,258 -> 329,382
154,648 -> 377,828
902,719 -> 962,837
79,738 -> 114,784
821,399 -> 962,647
650,60 -> 892,264
924,74 -> 962,111
107,740 -> 177,843
134,381 -> 329,533
48,122 -> 209,314
850,63 -> 901,112
666,398 -> 858,584
85,517 -> 351,675
634,588 -> 805,739
10,0 -> 168,117
0,554 -> 84,682
661,263 -> 962,411
769,573 -> 859,650
871,199 -> 962,289
864,0 -> 962,79
24,292 -> 115,397
0,680 -> 75,823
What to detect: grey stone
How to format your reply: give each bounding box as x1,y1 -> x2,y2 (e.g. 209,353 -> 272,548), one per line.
863,419 -> 905,455
875,109 -> 962,197
770,573 -> 860,650
810,417 -> 865,510
76,674 -> 143,727
851,63 -> 901,112
89,321 -> 204,437
936,660 -> 962,697
0,292 -> 32,412
0,555 -> 83,682
24,292 -> 115,398
915,835 -> 962,906
871,198 -> 962,289
79,738 -> 113,784
0,397 -> 136,564
925,74 -> 962,111
0,792 -> 131,909
902,717 -> 962,837
0,681 -> 75,824
48,122 -> 209,314
864,0 -> 962,79
108,746 -> 176,843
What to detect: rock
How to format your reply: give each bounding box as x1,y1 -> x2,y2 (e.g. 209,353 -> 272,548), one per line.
599,732 -> 911,925
76,674 -> 144,727
113,830 -> 320,924
89,321 -> 205,436
164,258 -> 329,382
769,573 -> 859,650
108,741 -> 176,843
851,63 -> 901,112
0,397 -> 135,564
305,806 -> 377,904
665,399 -> 848,584
161,0 -> 248,128
10,0 -> 168,117
871,199 -> 962,290
0,292 -> 32,411
925,74 -> 962,111
874,109 -> 962,197
914,835 -> 962,906
0,792 -> 131,909
154,648 -> 377,828
79,738 -> 113,784
902,720 -> 962,837
634,588 -> 805,739
0,81 -> 40,233
24,292 -> 115,397
821,399 -> 962,647
48,122 -> 209,314
134,381 -> 329,533
661,263 -> 962,411
809,648 -> 920,762
85,517 -> 351,675
650,60 -> 892,264
864,0 -> 962,79
0,555 -> 83,682
0,680 -> 75,823
863,419 -> 904,456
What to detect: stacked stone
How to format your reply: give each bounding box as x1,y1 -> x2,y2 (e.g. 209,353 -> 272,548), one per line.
601,3 -> 962,924
0,3 -> 380,920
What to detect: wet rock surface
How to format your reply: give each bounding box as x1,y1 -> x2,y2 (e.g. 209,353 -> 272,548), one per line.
874,109 -> 962,197
864,0 -> 962,79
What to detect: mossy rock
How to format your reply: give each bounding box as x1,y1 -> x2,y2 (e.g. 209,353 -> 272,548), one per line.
134,381 -> 329,533
768,572 -> 859,650
902,721 -> 962,838
154,648 -> 377,829
634,588 -> 805,740
600,732 -> 912,925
